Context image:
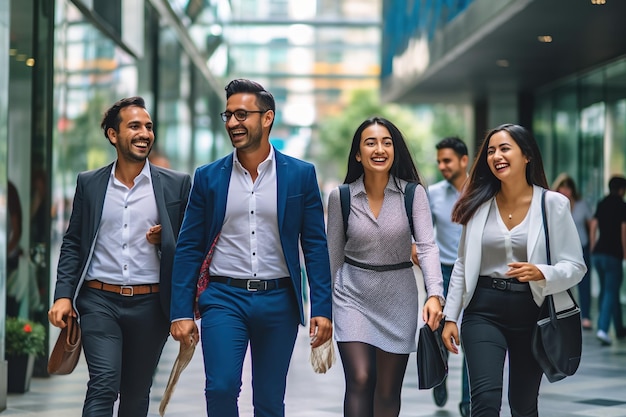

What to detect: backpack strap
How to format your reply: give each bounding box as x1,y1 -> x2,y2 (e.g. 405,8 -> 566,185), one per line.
339,182 -> 417,241
404,182 -> 417,237
339,184 -> 350,241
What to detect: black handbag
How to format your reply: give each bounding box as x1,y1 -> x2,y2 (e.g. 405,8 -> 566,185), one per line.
530,189 -> 582,383
417,321 -> 448,389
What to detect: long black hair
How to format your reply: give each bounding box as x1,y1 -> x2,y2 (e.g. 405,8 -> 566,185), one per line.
343,117 -> 423,190
452,123 -> 548,225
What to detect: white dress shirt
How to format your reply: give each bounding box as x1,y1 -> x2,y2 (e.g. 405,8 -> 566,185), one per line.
86,161 -> 160,285
210,147 -> 290,279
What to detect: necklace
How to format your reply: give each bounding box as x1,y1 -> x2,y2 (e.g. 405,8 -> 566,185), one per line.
508,213 -> 513,220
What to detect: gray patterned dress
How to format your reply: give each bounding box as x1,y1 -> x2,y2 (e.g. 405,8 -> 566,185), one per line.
327,176 -> 443,354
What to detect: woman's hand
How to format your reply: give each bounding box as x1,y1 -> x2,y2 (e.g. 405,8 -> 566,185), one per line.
506,262 -> 545,282
423,296 -> 444,330
442,321 -> 460,354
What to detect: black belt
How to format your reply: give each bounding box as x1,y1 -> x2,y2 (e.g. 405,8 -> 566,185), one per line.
210,276 -> 291,292
477,276 -> 530,293
344,256 -> 413,272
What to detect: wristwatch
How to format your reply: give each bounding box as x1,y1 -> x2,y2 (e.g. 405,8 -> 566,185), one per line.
428,295 -> 446,307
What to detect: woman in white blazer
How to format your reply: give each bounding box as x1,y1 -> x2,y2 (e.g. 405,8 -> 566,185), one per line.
441,124 -> 586,417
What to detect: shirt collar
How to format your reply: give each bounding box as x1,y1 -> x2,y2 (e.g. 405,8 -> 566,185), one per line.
353,174 -> 403,197
110,160 -> 152,186
233,146 -> 275,172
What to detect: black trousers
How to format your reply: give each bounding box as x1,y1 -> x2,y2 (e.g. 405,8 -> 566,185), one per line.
461,285 -> 542,417
76,286 -> 170,417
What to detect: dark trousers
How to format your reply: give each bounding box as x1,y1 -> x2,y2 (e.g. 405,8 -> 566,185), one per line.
198,282 -> 300,417
594,253 -> 624,333
77,287 -> 169,417
461,285 -> 542,417
577,245 -> 592,320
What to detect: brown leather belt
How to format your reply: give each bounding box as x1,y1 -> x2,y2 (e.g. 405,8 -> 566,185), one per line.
85,280 -> 159,296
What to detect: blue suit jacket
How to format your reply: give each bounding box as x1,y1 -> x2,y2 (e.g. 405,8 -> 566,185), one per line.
54,162 -> 192,319
170,148 -> 332,325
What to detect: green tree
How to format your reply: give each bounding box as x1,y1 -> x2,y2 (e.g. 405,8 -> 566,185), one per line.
315,89 -> 431,185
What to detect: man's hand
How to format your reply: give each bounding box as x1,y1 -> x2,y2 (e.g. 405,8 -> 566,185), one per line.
309,316 -> 332,348
170,319 -> 199,347
146,224 -> 162,245
48,298 -> 74,328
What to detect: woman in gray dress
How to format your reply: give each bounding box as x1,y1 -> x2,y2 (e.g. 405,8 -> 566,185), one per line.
327,117 -> 444,417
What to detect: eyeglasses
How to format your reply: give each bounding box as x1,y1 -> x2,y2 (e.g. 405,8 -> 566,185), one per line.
220,109 -> 267,122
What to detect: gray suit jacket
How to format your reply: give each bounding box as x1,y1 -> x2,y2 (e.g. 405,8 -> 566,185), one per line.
54,162 -> 191,318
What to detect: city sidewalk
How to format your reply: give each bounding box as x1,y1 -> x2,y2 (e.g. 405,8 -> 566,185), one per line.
4,325 -> 626,416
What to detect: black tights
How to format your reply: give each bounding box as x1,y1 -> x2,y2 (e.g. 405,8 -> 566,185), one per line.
338,341 -> 410,417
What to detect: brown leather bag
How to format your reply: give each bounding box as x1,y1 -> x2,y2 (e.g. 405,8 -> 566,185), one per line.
48,315 -> 82,375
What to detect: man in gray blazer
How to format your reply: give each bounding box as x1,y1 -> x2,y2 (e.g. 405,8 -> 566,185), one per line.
48,97 -> 191,417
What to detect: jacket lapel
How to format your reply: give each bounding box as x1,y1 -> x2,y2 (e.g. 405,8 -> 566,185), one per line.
150,165 -> 173,248
526,185 -> 543,262
91,164 -> 113,234
464,201 -> 490,289
275,149 -> 288,231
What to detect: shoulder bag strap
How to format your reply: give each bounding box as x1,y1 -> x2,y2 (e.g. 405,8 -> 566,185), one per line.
339,184 -> 350,241
405,182 -> 417,237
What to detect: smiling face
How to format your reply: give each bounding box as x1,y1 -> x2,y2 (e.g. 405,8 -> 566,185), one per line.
224,92 -> 273,153
107,105 -> 154,163
486,130 -> 529,184
356,123 -> 394,176
437,148 -> 468,183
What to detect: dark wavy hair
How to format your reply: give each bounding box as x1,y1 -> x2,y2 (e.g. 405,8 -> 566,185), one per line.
343,117 -> 422,190
452,123 -> 548,225
101,96 -> 147,145
224,78 -> 275,131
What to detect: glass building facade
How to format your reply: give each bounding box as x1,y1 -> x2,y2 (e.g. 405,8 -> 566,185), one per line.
1,0 -> 383,404
381,0 -> 626,205
0,0 -> 226,403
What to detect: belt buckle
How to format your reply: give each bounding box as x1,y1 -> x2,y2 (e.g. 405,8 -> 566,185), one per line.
492,279 -> 508,291
246,280 -> 262,292
120,285 -> 134,296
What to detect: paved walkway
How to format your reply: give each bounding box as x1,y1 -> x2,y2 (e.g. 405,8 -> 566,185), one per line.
4,323 -> 626,416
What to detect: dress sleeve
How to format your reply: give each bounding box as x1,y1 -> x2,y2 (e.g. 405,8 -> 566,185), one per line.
412,184 -> 444,300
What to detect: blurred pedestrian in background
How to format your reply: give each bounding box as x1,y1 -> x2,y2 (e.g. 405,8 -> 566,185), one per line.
551,173 -> 594,330
427,136 -> 471,416
589,175 -> 626,346
442,124 -> 586,416
326,116 -> 444,417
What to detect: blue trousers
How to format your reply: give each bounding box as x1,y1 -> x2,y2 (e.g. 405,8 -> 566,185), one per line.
77,287 -> 169,417
594,253 -> 624,333
198,282 -> 300,417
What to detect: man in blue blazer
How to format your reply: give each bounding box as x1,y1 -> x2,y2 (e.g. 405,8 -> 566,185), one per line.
170,79 -> 332,417
49,97 -> 191,416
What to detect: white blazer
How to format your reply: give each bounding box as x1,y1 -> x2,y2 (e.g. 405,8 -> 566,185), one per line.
443,185 -> 587,323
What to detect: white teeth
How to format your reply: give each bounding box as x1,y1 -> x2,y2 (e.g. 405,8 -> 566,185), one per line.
373,158 -> 386,162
